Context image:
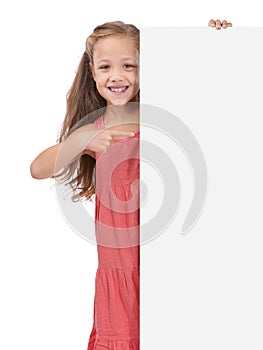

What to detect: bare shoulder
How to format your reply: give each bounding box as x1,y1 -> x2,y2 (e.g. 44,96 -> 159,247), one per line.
80,121 -> 96,131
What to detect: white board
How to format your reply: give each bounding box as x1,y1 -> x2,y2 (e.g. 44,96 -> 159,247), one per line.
140,27 -> 263,349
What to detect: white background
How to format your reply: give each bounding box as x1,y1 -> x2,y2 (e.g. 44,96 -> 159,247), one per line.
0,1 -> 262,349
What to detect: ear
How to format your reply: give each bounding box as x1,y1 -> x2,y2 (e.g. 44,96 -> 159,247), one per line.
89,63 -> 96,82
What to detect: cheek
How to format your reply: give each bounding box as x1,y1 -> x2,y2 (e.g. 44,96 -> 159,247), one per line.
134,75 -> 140,89
130,71 -> 139,86
94,74 -> 106,88
93,79 -> 104,95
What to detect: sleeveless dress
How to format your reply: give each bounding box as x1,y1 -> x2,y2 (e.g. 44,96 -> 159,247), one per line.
87,115 -> 140,350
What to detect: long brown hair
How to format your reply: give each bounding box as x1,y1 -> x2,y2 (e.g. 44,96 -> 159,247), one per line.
54,21 -> 140,201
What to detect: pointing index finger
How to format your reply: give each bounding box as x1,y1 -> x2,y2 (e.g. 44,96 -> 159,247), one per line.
110,130 -> 135,137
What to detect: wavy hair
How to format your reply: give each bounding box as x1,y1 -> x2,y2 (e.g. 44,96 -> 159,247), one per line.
54,21 -> 140,201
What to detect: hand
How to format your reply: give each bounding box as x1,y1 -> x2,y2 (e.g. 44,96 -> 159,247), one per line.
81,128 -> 135,155
208,19 -> 232,30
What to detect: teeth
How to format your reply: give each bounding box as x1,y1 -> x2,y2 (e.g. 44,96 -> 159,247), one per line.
110,87 -> 126,92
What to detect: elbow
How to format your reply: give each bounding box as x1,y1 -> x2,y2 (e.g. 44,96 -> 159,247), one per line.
30,161 -> 40,179
30,160 -> 46,180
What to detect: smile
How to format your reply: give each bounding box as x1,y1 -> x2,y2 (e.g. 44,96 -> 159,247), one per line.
108,86 -> 129,94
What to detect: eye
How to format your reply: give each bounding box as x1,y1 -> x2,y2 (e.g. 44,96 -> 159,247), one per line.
124,63 -> 135,69
99,65 -> 110,70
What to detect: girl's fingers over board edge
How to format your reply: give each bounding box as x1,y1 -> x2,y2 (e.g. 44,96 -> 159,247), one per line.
208,19 -> 233,30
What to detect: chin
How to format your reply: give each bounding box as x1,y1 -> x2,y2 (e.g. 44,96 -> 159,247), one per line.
108,99 -> 130,107
114,101 -> 128,106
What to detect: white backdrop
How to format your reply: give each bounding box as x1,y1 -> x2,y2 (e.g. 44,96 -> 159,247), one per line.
0,0 -> 262,349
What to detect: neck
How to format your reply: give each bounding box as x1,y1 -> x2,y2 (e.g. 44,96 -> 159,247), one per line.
103,102 -> 139,128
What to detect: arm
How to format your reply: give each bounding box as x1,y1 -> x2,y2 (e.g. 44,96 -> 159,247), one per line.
30,122 -> 134,180
30,136 -> 90,180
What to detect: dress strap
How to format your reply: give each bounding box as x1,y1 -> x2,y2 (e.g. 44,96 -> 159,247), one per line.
93,115 -> 104,131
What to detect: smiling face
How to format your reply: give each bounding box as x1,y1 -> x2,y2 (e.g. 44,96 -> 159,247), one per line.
91,35 -> 139,106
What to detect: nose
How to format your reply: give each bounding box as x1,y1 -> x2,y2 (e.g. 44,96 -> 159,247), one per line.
109,75 -> 124,82
109,67 -> 124,82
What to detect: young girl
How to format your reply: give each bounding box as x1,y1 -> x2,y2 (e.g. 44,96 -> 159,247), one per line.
30,19 -> 232,350
30,21 -> 140,350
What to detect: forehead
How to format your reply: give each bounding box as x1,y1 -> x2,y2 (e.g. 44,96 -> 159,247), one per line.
93,35 -> 138,62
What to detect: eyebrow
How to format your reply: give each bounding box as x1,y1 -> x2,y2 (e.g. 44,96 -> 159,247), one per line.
96,57 -> 137,63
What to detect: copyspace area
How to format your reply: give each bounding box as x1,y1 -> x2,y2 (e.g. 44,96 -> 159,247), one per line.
140,27 -> 263,349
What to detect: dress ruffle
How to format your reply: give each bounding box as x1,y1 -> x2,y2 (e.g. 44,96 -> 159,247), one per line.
90,337 -> 139,350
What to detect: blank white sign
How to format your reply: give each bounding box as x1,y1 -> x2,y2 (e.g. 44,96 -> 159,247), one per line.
140,27 -> 263,349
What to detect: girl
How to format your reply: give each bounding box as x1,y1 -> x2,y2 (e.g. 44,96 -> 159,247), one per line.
31,21 -> 140,350
30,19 -> 232,350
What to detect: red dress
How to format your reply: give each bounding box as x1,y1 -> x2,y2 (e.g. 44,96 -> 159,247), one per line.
87,115 -> 140,350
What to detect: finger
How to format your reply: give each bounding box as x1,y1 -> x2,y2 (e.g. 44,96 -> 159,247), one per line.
102,141 -> 112,154
208,19 -> 216,27
110,130 -> 136,138
227,22 -> 232,27
221,20 -> 228,29
215,19 -> 222,30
